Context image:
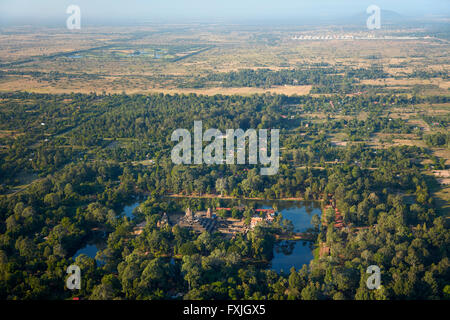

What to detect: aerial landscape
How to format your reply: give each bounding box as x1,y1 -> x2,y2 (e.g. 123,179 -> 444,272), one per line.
0,0 -> 448,305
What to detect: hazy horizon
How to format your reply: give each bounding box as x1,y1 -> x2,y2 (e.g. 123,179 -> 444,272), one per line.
0,0 -> 449,26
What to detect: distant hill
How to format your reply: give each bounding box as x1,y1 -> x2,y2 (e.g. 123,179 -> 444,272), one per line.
293,9 -> 414,27
349,9 -> 409,25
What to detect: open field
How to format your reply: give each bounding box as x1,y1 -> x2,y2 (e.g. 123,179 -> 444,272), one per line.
0,25 -> 448,95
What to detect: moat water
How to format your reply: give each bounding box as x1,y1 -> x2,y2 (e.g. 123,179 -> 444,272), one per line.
248,200 -> 321,273
74,198 -> 321,272
73,243 -> 105,266
166,197 -> 322,273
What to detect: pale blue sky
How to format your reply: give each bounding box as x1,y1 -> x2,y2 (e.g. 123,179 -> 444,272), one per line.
0,0 -> 448,24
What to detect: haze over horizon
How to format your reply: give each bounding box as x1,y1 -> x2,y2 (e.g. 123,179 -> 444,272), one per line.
0,0 -> 449,26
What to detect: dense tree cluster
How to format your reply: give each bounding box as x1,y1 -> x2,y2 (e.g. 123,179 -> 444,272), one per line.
0,91 -> 448,300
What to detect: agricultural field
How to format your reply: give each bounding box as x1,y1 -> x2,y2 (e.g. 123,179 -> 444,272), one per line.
0,25 -> 448,95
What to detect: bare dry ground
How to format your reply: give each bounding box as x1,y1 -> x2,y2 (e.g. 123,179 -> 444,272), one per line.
0,25 -> 448,94
361,78 -> 450,90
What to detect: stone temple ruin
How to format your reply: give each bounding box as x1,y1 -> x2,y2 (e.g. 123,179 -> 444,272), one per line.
185,208 -> 194,221
176,205 -> 279,237
179,207 -> 217,233
157,212 -> 169,228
